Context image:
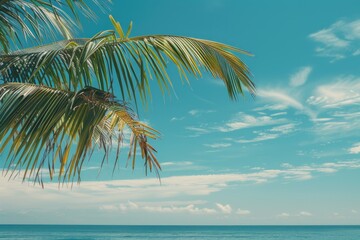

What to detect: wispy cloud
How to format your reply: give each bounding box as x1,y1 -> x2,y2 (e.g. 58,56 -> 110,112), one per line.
189,109 -> 199,116
258,89 -> 304,110
236,123 -> 297,144
186,126 -> 211,134
170,117 -> 185,122
290,66 -> 312,87
236,209 -> 251,215
309,19 -> 360,61
307,76 -> 360,108
257,89 -> 317,119
277,211 -> 312,218
270,112 -> 287,117
216,112 -> 286,133
186,112 -> 287,137
98,201 -> 251,217
277,212 -> 290,218
216,203 -> 232,214
306,77 -> 360,137
188,109 -> 215,117
160,161 -> 204,171
204,143 -> 232,149
100,201 -> 217,215
299,211 -> 313,217
162,161 -> 194,166
237,133 -> 279,144
348,142 -> 360,154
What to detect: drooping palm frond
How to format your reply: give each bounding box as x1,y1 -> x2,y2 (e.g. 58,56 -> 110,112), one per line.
0,82 -> 159,183
0,0 -> 110,53
0,18 -> 255,103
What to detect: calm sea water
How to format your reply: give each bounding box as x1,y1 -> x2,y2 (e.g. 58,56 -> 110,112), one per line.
1,225 -> 360,240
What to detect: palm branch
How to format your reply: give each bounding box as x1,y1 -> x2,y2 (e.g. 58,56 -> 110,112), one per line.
0,0 -> 110,53
0,82 -> 159,183
0,18 -> 255,103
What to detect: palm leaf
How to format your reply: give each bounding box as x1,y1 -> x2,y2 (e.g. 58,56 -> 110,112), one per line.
0,82 -> 159,183
0,21 -> 255,102
0,0 -> 110,53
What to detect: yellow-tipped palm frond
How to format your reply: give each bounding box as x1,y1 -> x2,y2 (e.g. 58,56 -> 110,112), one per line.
0,20 -> 254,102
0,82 -> 159,183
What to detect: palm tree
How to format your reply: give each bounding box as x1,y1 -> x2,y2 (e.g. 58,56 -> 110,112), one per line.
0,0 -> 255,184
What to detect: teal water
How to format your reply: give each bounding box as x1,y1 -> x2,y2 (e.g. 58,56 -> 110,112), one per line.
1,225 -> 360,239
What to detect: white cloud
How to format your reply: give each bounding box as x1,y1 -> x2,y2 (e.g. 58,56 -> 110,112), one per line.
309,27 -> 349,48
188,109 -> 215,117
278,211 -> 312,218
160,161 -> 203,171
254,104 -> 288,111
270,123 -> 296,134
258,90 -> 304,110
290,66 -> 312,87
306,77 -> 360,137
142,204 -> 216,214
309,19 -> 360,61
189,109 -> 199,116
171,117 -> 185,121
100,202 -> 250,216
100,201 -> 217,215
299,211 -> 313,217
307,77 -> 360,108
236,209 -> 251,215
237,133 -> 278,144
216,203 -> 232,214
353,49 -> 360,56
278,212 -> 290,218
204,143 -> 231,149
348,142 -> 360,154
270,112 -> 287,117
236,123 -> 297,144
162,161 -> 193,166
217,112 -> 285,133
186,126 -> 210,134
312,119 -> 360,137
187,107 -> 295,137
257,89 -> 316,119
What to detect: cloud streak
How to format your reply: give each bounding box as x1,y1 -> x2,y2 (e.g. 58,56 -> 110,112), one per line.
290,66 -> 312,87
216,112 -> 286,133
236,123 -> 297,144
257,89 -> 317,119
307,76 -> 360,108
100,201 -> 217,215
309,19 -> 360,61
348,142 -> 360,154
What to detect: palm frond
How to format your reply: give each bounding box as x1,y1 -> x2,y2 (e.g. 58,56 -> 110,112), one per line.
0,21 -> 254,102
0,82 -> 159,183
0,0 -> 110,53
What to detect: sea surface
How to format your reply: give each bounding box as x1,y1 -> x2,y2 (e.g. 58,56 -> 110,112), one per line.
1,225 -> 360,240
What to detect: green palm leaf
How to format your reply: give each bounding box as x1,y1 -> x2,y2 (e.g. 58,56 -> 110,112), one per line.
0,0 -> 110,53
0,82 -> 159,183
0,20 -> 254,102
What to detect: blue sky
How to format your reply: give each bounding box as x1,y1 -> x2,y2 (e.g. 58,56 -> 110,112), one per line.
1,0 -> 360,225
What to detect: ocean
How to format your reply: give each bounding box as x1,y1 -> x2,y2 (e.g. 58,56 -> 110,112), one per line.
1,225 -> 360,239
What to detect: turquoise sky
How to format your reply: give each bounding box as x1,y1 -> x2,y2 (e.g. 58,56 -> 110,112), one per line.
1,0 -> 360,225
